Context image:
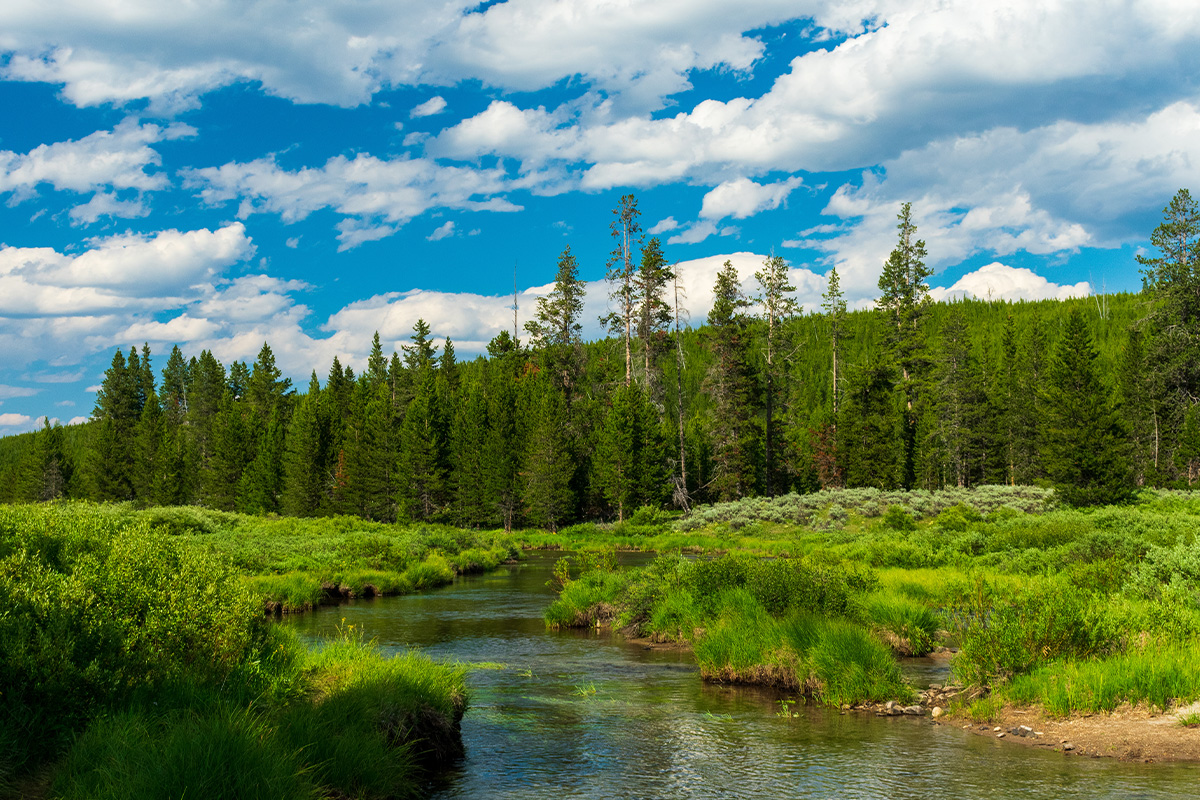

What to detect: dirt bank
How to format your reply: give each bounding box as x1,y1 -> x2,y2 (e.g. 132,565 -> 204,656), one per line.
940,702 -> 1200,762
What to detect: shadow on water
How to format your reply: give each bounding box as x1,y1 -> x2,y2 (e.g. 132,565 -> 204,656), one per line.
284,552 -> 1200,799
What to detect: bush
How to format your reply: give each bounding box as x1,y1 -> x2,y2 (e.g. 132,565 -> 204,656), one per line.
950,579 -> 1111,687
882,505 -> 916,531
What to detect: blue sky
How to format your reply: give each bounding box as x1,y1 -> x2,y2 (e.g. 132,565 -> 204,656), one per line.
1,0 -> 1198,432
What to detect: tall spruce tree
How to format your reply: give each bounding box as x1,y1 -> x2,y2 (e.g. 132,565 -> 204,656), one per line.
705,260 -> 756,501
1137,188 -> 1200,479
1041,308 -> 1133,506
526,245 -> 587,396
755,253 -> 799,495
838,359 -> 903,489
282,373 -> 328,516
635,236 -> 674,396
523,382 -> 574,531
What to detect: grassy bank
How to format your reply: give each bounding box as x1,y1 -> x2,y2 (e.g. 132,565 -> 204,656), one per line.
541,487 -> 1200,720
8,502 -> 520,613
0,504 -> 470,799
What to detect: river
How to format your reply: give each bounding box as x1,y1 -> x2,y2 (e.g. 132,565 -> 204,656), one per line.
284,552 -> 1198,798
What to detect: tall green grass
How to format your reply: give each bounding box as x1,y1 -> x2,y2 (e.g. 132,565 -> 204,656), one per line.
0,503 -> 471,797
1002,643 -> 1200,716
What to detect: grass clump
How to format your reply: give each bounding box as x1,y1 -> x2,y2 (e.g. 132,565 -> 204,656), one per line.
0,504 -> 469,798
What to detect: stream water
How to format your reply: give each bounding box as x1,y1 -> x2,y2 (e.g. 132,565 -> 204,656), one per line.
284,552 -> 1199,798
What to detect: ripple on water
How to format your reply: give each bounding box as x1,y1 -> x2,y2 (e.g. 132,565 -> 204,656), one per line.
284,553 -> 1200,799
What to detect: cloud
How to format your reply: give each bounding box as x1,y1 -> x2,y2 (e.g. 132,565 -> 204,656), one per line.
426,220 -> 455,241
68,191 -> 151,225
0,224 -> 254,369
792,99 -> 1200,302
0,120 -> 193,223
184,154 -> 521,248
649,217 -> 680,234
0,412 -> 33,427
700,176 -> 803,220
928,262 -> 1091,303
410,96 -> 447,118
0,384 -> 38,399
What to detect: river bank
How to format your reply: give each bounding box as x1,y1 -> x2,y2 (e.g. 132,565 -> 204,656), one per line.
0,503 -> 473,799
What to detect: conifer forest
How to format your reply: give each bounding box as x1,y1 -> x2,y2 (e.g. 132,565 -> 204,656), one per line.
3,190 -> 1200,524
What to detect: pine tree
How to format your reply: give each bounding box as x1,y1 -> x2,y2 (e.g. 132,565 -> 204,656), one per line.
16,419 -> 70,502
877,202 -> 932,486
1040,308 -> 1133,506
602,194 -> 643,386
594,382 -> 665,520
247,342 -> 293,421
822,266 -> 848,418
755,253 -> 800,495
161,345 -> 190,424
132,390 -> 164,503
523,383 -> 574,531
238,405 -> 285,514
635,236 -> 674,396
1137,188 -> 1200,479
397,362 -> 446,521
450,374 -> 492,526
402,319 -> 438,371
367,332 -> 388,389
705,260 -> 757,501
484,332 -> 526,531
838,359 -> 904,489
1175,403 -> 1200,485
526,245 -> 587,396
90,348 -> 141,500
928,307 -> 982,487
282,373 -> 328,516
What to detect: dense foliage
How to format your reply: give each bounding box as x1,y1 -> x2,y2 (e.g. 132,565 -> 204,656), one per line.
3,192 -> 1199,524
0,504 -> 470,798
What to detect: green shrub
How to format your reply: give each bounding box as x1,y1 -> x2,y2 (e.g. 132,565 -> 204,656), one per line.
950,579 -> 1111,686
882,505 -> 916,531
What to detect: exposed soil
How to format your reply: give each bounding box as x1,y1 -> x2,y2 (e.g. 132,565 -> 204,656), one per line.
940,701 -> 1200,762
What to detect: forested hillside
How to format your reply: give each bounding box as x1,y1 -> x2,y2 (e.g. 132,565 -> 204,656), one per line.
4,192 -> 1199,525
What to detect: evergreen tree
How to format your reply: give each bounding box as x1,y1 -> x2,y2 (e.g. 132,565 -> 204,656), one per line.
1118,328 -> 1157,484
927,307 -> 982,487
367,331 -> 388,389
821,266 -> 847,417
523,384 -> 574,531
635,236 -> 674,395
247,342 -> 293,421
602,194 -> 643,386
755,253 -> 800,495
526,245 -> 587,395
450,374 -> 492,526
238,405 -> 285,514
838,359 -> 904,489
1041,309 -> 1133,506
1177,403 -> 1200,485
89,348 -> 141,500
484,332 -> 526,531
397,360 -> 446,521
161,345 -> 190,424
402,319 -> 438,371
1137,188 -> 1200,478
203,391 -> 259,510
594,382 -> 665,520
16,419 -> 70,502
877,202 -> 932,485
705,261 -> 757,501
132,390 -> 164,503
282,373 -> 328,516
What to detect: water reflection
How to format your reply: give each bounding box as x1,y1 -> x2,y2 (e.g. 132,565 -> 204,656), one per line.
284,553 -> 1198,799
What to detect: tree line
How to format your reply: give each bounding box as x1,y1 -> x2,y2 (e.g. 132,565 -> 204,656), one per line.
4,191 -> 1200,523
